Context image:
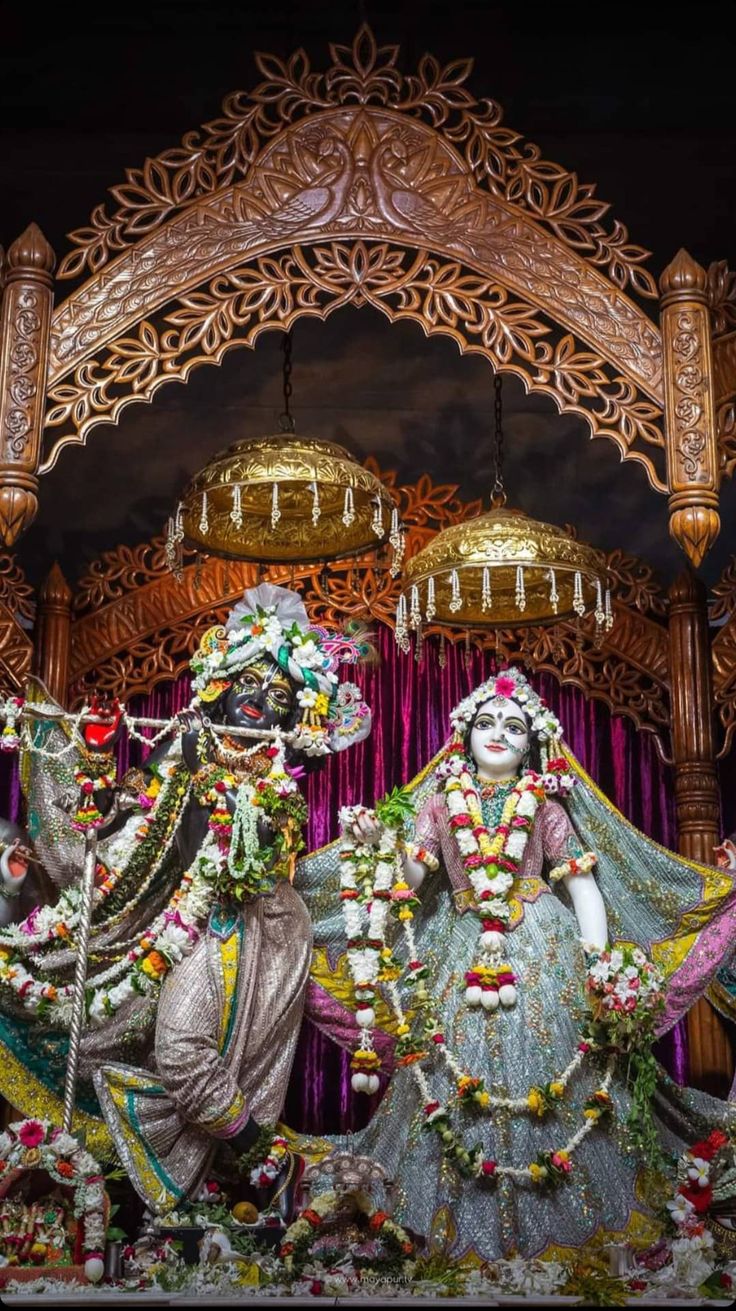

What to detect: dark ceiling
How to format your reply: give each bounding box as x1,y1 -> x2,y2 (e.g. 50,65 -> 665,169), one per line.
3,1 -> 735,592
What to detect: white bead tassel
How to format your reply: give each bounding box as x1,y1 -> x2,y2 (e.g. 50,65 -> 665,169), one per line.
389,507 -> 405,578
311,482 -> 321,528
395,592 -> 409,652
548,568 -> 559,614
371,495 -> 384,538
198,492 -> 209,536
409,584 -> 421,631
515,565 -> 526,613
229,484 -> 243,529
594,579 -> 605,629
481,566 -> 492,613
172,502 -> 185,581
165,516 -> 176,570
271,482 -> 281,530
605,587 -> 614,631
449,569 -> 462,613
573,569 -> 585,617
425,575 -> 436,622
342,486 -> 355,528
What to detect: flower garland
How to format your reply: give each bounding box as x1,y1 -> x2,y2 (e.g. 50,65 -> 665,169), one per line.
237,1126 -> 290,1189
0,696 -> 23,752
439,747 -> 595,1012
0,1119 -> 107,1282
443,752 -> 540,1010
338,788 -> 415,1094
0,749 -> 306,1028
192,750 -> 307,902
280,1191 -> 414,1277
0,760 -> 186,955
658,1128 -> 736,1295
71,758 -> 117,831
667,1128 -> 732,1229
339,807 -> 668,1191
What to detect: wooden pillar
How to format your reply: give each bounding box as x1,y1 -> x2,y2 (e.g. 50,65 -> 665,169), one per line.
660,250 -> 720,569
33,562 -> 72,706
668,568 -> 733,1093
0,224 -> 55,546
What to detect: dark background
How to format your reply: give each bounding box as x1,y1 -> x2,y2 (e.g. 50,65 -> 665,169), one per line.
3,1 -> 735,590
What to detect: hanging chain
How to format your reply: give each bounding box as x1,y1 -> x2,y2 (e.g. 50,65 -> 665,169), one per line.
279,330 -> 295,433
491,372 -> 506,507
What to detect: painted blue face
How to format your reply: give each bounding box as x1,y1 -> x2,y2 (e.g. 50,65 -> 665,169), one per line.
223,657 -> 297,733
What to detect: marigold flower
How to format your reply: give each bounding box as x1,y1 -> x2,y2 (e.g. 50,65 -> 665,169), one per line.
141,950 -> 168,979
527,1089 -> 544,1116
549,1081 -> 565,1098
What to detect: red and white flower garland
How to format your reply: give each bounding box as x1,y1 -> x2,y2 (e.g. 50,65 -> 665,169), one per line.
248,1133 -> 289,1188
442,748 -> 545,1010
339,806 -> 401,1094
0,1119 -> 107,1281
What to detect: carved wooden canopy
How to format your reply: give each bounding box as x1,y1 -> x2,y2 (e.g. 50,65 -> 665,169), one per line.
7,24 -> 728,567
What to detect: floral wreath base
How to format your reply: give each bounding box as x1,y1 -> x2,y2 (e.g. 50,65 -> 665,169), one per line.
280,1190 -> 414,1278
0,1119 -> 108,1285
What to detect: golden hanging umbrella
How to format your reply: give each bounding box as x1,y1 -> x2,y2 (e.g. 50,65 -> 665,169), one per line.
166,334 -> 399,568
397,378 -> 611,645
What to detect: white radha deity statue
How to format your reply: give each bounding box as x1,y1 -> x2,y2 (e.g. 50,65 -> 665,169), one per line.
297,668 -> 736,1262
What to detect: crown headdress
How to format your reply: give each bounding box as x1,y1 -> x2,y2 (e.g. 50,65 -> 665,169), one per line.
449,668 -> 563,742
190,584 -> 371,756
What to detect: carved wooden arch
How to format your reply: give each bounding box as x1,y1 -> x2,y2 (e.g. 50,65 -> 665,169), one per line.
42,27 -> 668,492
67,464 -> 671,744
0,553 -> 34,694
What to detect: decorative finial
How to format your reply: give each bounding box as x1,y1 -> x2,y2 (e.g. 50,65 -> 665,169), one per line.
7,223 -> 55,277
660,248 -> 707,301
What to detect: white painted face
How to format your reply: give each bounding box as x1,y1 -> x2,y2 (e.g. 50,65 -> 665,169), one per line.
469,697 -> 530,780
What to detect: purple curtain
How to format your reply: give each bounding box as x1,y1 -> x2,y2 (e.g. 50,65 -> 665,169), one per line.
0,753 -> 21,826
121,626 -> 685,1130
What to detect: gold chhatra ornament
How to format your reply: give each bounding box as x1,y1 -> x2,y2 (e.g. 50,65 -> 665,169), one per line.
397,377 -> 612,646
166,334 -> 399,567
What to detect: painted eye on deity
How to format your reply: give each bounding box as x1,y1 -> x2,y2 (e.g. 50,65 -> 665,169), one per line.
265,681 -> 294,717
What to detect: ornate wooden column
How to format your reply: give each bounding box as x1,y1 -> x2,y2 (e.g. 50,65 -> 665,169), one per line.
33,563 -> 72,706
0,223 -> 55,546
660,251 -> 720,568
668,568 -> 733,1092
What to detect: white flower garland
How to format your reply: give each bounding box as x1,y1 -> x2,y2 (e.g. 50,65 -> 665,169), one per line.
338,805 -> 402,1094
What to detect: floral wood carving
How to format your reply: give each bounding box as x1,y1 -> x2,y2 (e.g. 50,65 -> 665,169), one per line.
711,555 -> 736,757
0,552 -> 35,623
57,26 -> 657,303
0,599 -> 33,694
600,548 -> 667,619
710,557 -> 736,625
45,242 -> 666,489
69,464 -> 669,741
707,260 -> 736,482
